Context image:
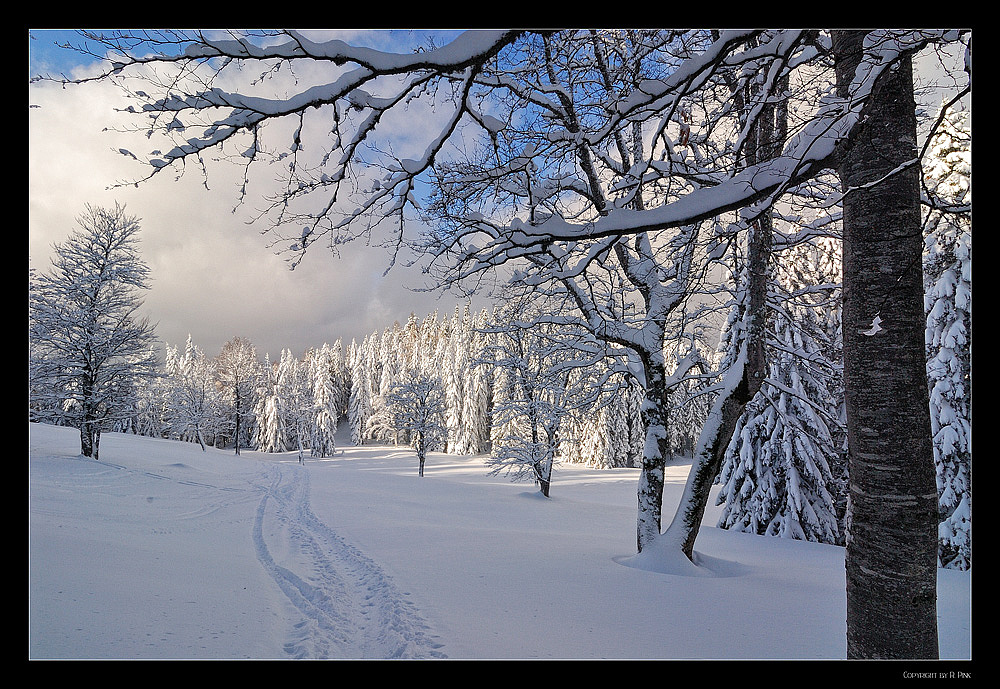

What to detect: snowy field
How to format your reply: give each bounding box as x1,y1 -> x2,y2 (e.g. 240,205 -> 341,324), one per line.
28,422 -> 971,662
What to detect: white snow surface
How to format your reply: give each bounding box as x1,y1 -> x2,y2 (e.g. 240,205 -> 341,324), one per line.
28,422 -> 971,661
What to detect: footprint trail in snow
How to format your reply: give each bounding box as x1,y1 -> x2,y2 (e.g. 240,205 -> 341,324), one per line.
252,463 -> 447,659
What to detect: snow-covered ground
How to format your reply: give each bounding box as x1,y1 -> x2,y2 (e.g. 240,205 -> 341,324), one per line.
28,422 -> 971,661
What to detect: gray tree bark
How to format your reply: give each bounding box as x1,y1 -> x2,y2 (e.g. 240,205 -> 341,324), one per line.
832,30 -> 939,659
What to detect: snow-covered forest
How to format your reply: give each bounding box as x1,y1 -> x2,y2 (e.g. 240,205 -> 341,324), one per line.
30,109 -> 970,563
29,29 -> 971,661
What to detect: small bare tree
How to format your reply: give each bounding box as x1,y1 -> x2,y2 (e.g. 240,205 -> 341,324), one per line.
384,371 -> 447,477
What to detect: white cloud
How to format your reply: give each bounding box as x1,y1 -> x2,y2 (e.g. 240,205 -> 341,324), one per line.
28,49 -> 483,362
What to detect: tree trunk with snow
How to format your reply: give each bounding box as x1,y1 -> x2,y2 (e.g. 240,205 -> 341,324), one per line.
658,73 -> 777,559
661,215 -> 770,560
833,30 -> 939,660
635,357 -> 670,551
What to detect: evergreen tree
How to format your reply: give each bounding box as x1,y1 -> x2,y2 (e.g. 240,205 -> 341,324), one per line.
165,335 -> 217,450
277,348 -> 313,462
254,353 -> 286,453
310,343 -> 340,458
715,237 -> 846,545
444,307 -> 468,453
347,337 -> 373,446
131,367 -> 171,439
922,110 -> 971,571
368,326 -> 406,444
329,338 -> 350,419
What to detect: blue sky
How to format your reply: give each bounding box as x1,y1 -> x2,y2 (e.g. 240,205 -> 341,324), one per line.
29,30 -> 102,76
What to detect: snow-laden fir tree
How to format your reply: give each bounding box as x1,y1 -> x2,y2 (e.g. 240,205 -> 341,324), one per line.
922,109 -> 971,570
715,237 -> 846,545
557,364 -> 644,470
309,343 -> 340,458
367,325 -> 408,444
276,348 -> 314,462
328,338 -> 350,420
254,353 -> 286,453
444,307 -> 470,453
346,338 -> 367,445
348,333 -> 379,445
130,368 -> 172,439
459,311 -> 495,456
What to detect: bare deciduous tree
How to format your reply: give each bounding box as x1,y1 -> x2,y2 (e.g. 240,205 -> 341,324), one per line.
29,203 -> 159,459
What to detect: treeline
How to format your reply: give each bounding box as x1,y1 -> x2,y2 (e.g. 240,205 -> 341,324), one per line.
28,303 -> 714,471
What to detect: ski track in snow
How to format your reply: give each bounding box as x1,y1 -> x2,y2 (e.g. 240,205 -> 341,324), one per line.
251,462 -> 447,660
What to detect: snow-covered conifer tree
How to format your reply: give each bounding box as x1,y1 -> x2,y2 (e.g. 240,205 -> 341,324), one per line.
461,309 -> 495,456
348,334 -> 383,445
276,349 -> 313,462
443,307 -> 468,454
368,326 -> 408,444
254,353 -> 286,453
165,335 -> 217,450
922,110 -> 971,570
131,369 -> 171,439
310,343 -> 340,458
329,338 -> 350,419
715,237 -> 846,545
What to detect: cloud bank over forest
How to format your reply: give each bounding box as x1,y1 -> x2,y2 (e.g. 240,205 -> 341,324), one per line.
29,33 -> 485,361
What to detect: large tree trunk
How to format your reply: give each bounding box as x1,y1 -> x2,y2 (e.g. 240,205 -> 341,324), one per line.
636,360 -> 670,552
833,30 -> 939,660
417,432 -> 426,477
80,420 -> 95,458
234,391 -> 242,456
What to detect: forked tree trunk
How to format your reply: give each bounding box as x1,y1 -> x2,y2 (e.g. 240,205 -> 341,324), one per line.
833,30 -> 939,660
655,81 -> 777,558
661,213 -> 770,560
